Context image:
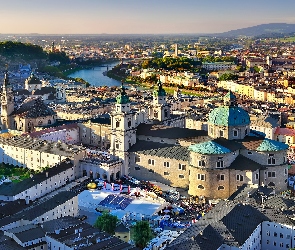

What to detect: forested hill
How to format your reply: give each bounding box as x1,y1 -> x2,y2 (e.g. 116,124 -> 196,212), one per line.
0,41 -> 46,59
216,23 -> 295,37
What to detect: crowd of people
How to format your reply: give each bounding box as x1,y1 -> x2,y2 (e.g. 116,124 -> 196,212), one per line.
85,149 -> 111,162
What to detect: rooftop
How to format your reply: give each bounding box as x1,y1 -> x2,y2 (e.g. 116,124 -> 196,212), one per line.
136,123 -> 208,139
189,141 -> 231,155
0,160 -> 73,196
129,140 -> 189,161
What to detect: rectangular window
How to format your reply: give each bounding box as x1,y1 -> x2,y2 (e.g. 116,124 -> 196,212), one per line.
198,160 -> 205,167
284,168 -> 288,175
164,162 -> 170,168
179,164 -> 186,171
164,172 -> 170,176
148,159 -> 155,165
255,173 -> 259,180
115,144 -> 120,149
219,130 -> 224,137
179,174 -> 184,179
135,155 -> 140,163
267,157 -> 276,165
216,161 -> 224,168
233,130 -> 238,137
268,171 -> 276,178
197,174 -> 205,181
237,175 -> 244,181
219,174 -> 225,181
135,167 -> 140,170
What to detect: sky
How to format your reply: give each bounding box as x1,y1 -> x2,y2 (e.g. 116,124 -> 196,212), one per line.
0,0 -> 295,34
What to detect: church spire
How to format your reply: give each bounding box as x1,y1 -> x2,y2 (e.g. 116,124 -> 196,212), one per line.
224,90 -> 236,106
153,79 -> 166,97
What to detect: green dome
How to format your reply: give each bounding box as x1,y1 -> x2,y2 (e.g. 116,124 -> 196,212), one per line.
256,138 -> 288,152
188,141 -> 231,155
116,94 -> 129,104
208,106 -> 250,126
153,79 -> 166,97
116,82 -> 130,104
153,88 -> 166,97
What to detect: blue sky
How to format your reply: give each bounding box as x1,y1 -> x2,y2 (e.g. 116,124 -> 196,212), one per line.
1,0 -> 295,34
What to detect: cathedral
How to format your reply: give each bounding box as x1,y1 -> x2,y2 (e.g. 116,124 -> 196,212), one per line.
0,72 -> 56,132
111,81 -> 289,199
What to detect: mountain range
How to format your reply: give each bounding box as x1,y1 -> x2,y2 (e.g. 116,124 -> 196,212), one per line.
216,23 -> 295,37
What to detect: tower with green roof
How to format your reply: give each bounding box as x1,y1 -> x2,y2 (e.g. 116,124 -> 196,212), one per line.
208,91 -> 250,140
110,81 -> 136,176
149,79 -> 171,122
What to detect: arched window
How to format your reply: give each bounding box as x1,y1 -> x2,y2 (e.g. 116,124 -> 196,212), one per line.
38,120 -> 43,125
197,185 -> 204,189
164,109 -> 168,118
218,186 -> 225,190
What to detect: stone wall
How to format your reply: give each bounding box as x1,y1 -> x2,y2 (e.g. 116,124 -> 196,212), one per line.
240,149 -> 287,166
190,151 -> 239,170
208,123 -> 249,140
188,166 -> 260,199
129,152 -> 189,188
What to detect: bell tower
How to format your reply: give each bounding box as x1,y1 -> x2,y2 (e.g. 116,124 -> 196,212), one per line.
149,79 -> 171,122
110,82 -> 136,176
1,71 -> 14,130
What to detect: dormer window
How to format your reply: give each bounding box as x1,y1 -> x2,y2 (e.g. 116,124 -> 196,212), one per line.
116,121 -> 120,128
233,130 -> 238,137
219,130 -> 224,137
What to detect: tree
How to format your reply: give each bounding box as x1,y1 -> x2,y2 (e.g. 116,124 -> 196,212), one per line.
219,73 -> 238,81
75,77 -> 90,87
93,211 -> 119,235
132,221 -> 153,249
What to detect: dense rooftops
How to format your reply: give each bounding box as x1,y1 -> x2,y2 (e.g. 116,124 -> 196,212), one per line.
11,96 -> 56,118
166,186 -> 295,250
0,135 -> 85,157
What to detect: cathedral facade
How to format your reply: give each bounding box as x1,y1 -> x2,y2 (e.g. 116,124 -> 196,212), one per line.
111,83 -> 289,199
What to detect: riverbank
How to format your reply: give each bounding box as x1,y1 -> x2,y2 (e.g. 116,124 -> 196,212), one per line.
64,59 -> 120,77
124,78 -> 214,97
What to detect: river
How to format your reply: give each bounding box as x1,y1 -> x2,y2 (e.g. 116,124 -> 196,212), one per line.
68,61 -> 121,87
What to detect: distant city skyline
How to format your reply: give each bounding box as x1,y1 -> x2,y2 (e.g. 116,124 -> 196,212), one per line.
1,0 -> 295,35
